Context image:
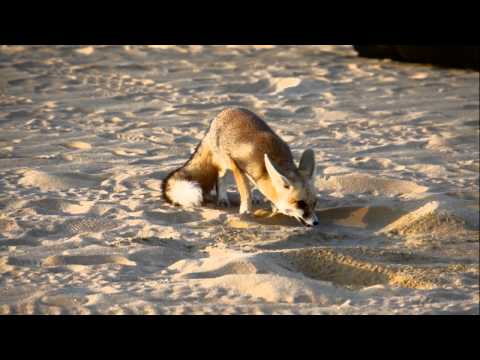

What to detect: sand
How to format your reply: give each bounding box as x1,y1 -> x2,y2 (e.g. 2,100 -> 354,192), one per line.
0,45 -> 478,315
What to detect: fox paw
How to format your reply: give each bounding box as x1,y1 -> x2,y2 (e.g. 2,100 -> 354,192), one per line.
251,190 -> 263,205
217,197 -> 231,208
239,204 -> 252,215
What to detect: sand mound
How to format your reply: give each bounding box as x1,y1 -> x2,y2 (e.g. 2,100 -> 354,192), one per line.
170,252 -> 289,280
18,170 -> 104,191
378,201 -> 469,237
192,274 -> 347,304
316,173 -> 428,196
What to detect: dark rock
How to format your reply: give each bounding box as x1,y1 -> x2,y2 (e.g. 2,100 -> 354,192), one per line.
353,45 -> 479,70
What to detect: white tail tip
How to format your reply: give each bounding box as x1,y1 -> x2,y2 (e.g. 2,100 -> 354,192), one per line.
166,179 -> 203,207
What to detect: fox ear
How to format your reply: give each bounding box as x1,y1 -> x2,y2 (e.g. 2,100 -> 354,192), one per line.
298,149 -> 316,180
264,154 -> 291,190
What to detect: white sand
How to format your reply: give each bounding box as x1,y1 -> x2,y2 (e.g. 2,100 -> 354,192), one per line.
0,45 -> 478,315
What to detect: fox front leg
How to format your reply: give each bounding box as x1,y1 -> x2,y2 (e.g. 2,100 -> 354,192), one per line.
216,171 -> 231,208
227,157 -> 252,215
270,203 -> 279,216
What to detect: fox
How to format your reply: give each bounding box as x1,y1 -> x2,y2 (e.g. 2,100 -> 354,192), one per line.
161,107 -> 319,227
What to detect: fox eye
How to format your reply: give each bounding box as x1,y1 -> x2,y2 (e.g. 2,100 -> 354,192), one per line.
297,200 -> 307,210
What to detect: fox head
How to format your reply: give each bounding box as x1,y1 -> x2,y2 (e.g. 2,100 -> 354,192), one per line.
264,149 -> 319,227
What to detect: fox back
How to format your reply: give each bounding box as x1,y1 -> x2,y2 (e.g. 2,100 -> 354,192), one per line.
162,108 -> 318,226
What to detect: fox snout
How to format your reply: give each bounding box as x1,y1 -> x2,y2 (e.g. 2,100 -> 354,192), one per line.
298,214 -> 319,227
275,201 -> 319,227
294,203 -> 319,227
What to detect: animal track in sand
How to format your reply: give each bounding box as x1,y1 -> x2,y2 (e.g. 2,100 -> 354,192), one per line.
59,217 -> 120,235
18,169 -> 105,191
145,210 -> 202,225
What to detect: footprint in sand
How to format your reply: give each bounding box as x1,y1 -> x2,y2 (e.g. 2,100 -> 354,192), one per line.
112,148 -> 147,157
128,247 -> 187,268
59,217 -> 120,236
41,292 -> 90,307
270,77 -> 302,94
75,46 -> 95,56
0,216 -> 21,234
62,141 -> 92,150
28,198 -> 92,215
350,156 -> 395,170
18,169 -> 105,191
42,254 -> 135,267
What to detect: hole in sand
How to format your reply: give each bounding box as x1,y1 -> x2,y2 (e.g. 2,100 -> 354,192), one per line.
227,206 -> 404,230
317,206 -> 405,230
283,248 -> 436,289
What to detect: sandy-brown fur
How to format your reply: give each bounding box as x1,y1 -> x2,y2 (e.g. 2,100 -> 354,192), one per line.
227,156 -> 253,213
163,107 -> 304,208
